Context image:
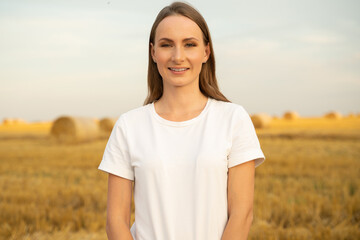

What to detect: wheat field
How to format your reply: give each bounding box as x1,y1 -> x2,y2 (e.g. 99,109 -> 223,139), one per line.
0,116 -> 359,240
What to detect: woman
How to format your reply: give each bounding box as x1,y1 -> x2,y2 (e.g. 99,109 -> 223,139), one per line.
98,2 -> 265,240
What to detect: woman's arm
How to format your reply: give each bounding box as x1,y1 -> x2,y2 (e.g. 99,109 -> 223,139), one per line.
106,173 -> 134,240
221,159 -> 259,240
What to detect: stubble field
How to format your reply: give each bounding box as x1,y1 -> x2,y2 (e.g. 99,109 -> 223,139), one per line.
0,117 -> 359,240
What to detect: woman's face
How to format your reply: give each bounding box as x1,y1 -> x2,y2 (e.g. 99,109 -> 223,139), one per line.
151,15 -> 210,89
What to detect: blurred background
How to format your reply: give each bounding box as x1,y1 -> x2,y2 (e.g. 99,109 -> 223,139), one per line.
0,0 -> 359,239
1,0 -> 359,121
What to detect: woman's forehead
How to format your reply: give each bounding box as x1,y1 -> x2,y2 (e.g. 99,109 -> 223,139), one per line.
155,15 -> 203,41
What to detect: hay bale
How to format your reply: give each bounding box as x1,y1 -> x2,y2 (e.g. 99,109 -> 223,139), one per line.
50,116 -> 99,143
99,118 -> 117,133
346,112 -> 355,118
283,111 -> 299,120
2,118 -> 14,125
250,113 -> 272,128
324,111 -> 342,119
13,118 -> 27,124
2,118 -> 27,125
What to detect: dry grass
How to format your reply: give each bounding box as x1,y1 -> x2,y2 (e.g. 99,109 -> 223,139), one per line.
0,117 -> 359,239
257,117 -> 360,138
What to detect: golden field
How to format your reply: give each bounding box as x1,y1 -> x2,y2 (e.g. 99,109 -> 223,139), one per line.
0,116 -> 359,240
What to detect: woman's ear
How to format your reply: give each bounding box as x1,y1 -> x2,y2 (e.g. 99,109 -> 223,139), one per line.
203,44 -> 210,63
150,43 -> 156,63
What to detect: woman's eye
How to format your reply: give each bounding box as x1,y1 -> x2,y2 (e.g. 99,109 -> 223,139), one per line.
160,44 -> 171,47
185,43 -> 196,47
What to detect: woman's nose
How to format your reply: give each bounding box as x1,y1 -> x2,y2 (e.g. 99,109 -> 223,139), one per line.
172,46 -> 185,63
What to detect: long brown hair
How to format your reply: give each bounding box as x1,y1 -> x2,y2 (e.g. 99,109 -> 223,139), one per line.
143,1 -> 230,105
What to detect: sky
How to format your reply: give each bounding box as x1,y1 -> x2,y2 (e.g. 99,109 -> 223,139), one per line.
0,0 -> 359,122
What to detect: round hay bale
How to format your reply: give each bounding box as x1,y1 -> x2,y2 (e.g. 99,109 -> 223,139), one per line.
99,118 -> 117,133
50,116 -> 99,143
283,111 -> 299,120
346,112 -> 355,118
324,111 -> 342,119
250,113 -> 272,128
13,118 -> 27,124
2,118 -> 27,125
2,118 -> 14,125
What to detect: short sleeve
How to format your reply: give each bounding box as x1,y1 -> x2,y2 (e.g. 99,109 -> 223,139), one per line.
227,106 -> 265,168
98,115 -> 134,181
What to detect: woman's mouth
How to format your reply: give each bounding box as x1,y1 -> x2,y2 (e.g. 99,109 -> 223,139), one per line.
168,67 -> 189,73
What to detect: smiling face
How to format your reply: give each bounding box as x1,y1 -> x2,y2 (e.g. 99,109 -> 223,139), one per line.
151,15 -> 210,89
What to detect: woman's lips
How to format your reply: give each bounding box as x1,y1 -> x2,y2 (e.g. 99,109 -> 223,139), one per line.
168,67 -> 189,74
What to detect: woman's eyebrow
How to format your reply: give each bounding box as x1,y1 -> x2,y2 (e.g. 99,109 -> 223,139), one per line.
158,37 -> 200,42
183,37 -> 199,42
158,38 -> 173,42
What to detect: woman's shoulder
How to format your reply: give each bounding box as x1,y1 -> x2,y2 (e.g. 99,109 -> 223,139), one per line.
211,98 -> 248,117
116,103 -> 151,123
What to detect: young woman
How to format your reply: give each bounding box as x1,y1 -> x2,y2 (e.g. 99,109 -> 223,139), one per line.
98,2 -> 265,240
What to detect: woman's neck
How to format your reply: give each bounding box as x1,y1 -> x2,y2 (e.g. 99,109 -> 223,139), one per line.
154,87 -> 208,120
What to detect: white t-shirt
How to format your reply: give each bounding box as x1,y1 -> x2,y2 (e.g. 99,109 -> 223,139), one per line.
98,97 -> 265,240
